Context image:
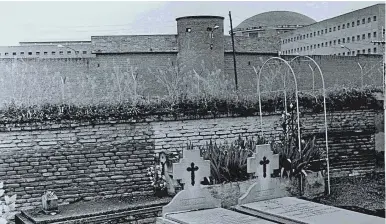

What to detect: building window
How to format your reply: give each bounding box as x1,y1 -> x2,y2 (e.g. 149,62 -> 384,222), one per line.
325,28 -> 327,33
83,51 -> 87,54
333,27 -> 336,31
368,33 -> 371,39
362,49 -> 365,54
306,34 -> 309,38
36,52 -> 40,55
44,52 -> 48,55
362,34 -> 365,40
357,50 -> 360,54
347,37 -> 350,43
314,31 -> 316,36
362,18 -> 365,24
28,52 -> 32,55
329,41 -> 332,46
374,47 -> 377,53
314,44 -> 316,48
303,34 -> 305,39
357,20 -> 360,26
352,51 -> 355,55
321,43 -> 324,47
310,33 -> 313,37
186,28 -> 191,32
329,28 -> 332,32
307,46 -> 309,50
67,51 -> 71,54
333,40 -> 336,45
368,48 -> 371,54
20,52 -> 24,55
338,53 -> 341,56
368,17 -> 371,23
52,51 -> 56,55
357,35 -> 360,41
338,39 -> 341,44
342,24 -> 345,29
348,52 -> 351,56
317,31 -> 320,35
59,51 -> 63,55
352,21 -> 355,27
373,31 -> 377,38
4,53 -> 8,56
352,36 -> 355,42
12,52 -> 16,56
321,30 -> 323,35
310,45 -> 313,50
373,16 -> 377,21
342,38 -> 345,43
343,52 -> 345,56
347,23 -> 350,28
338,25 -> 340,30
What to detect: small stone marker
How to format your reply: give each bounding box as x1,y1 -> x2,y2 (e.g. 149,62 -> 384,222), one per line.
239,144 -> 287,204
172,149 -> 210,189
41,191 -> 58,214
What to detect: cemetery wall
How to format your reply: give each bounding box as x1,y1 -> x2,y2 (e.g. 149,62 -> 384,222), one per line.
0,108 -> 378,211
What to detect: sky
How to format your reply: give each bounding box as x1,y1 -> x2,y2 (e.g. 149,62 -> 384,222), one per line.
0,1 -> 383,46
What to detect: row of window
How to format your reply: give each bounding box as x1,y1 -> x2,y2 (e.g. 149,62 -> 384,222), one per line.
282,32 -> 378,53
0,51 -> 88,56
283,47 -> 377,55
282,15 -> 377,44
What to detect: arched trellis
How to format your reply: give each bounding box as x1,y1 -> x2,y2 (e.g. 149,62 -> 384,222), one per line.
255,56 -> 302,168
289,55 -> 330,195
255,56 -> 330,196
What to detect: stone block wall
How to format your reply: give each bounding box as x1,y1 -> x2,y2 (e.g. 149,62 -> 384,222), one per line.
0,109 -> 379,211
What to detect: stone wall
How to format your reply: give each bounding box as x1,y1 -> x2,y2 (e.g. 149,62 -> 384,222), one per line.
0,109 -> 378,211
0,54 -> 383,106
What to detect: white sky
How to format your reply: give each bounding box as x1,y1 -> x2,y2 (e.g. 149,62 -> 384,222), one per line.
0,0 -> 383,46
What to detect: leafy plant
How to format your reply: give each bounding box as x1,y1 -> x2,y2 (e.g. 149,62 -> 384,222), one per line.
0,182 -> 17,223
198,135 -> 266,184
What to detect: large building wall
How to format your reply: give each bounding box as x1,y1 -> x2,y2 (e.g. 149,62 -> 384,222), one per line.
0,109 -> 378,211
176,16 -> 225,74
281,3 -> 385,56
0,54 -> 382,106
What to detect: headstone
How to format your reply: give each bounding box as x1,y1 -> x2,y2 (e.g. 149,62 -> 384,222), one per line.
239,144 -> 288,205
235,144 -> 385,224
156,148 -> 277,224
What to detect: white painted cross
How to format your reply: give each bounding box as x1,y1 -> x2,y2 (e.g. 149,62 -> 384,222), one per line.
247,144 -> 279,179
173,149 -> 210,189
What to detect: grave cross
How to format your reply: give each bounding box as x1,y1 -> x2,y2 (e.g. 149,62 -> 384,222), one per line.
186,162 -> 199,186
247,144 -> 279,178
259,156 -> 270,178
172,149 -> 210,189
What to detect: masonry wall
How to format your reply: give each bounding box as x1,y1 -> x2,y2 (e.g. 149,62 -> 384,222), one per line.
225,54 -> 383,94
0,109 -> 378,211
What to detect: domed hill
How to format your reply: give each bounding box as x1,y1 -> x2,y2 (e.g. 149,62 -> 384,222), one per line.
235,11 -> 316,31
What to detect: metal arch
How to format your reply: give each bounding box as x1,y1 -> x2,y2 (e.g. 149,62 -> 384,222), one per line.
289,55 -> 331,195
256,57 -> 302,160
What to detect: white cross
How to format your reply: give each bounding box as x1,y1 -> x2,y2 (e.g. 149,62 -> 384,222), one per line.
247,144 -> 279,179
173,149 -> 210,189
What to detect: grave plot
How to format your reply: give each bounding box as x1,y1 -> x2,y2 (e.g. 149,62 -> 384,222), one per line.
156,148 -> 278,224
234,144 -> 385,224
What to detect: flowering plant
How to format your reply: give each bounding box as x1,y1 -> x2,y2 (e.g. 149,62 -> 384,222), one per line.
146,165 -> 167,193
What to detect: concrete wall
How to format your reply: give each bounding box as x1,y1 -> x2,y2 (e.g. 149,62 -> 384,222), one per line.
0,109 -> 379,211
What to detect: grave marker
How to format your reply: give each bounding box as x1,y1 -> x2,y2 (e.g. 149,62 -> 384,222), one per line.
236,144 -> 385,224
157,148 -> 278,224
